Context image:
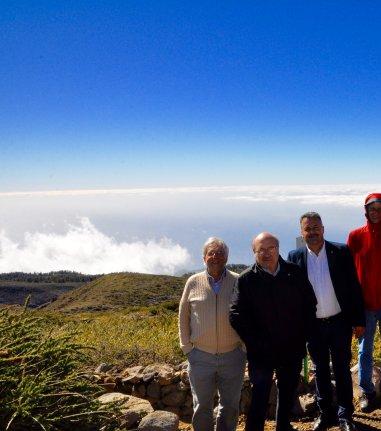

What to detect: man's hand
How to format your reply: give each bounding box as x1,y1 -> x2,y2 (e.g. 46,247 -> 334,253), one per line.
353,326 -> 365,338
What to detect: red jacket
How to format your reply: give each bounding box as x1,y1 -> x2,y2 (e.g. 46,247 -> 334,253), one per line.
348,194 -> 381,310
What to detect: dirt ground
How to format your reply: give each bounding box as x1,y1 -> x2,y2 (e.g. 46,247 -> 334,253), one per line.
179,406 -> 381,430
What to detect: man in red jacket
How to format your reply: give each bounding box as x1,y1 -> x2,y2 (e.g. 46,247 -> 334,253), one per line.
348,193 -> 381,412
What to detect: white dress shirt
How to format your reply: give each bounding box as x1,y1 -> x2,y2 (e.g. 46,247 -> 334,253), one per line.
306,243 -> 341,319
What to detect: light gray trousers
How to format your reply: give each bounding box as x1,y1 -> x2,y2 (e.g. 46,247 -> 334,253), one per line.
188,347 -> 246,431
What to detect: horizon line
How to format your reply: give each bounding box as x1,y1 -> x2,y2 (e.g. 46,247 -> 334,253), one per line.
0,183 -> 380,198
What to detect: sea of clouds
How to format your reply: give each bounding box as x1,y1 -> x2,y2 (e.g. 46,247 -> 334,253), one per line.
0,184 -> 379,275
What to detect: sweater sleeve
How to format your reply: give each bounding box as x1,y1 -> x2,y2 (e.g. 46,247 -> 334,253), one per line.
178,279 -> 193,354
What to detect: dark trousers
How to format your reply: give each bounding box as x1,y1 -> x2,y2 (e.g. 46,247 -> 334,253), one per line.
307,313 -> 353,420
246,361 -> 302,431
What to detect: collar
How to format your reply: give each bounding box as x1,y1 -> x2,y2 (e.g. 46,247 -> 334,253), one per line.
254,260 -> 281,277
206,268 -> 226,283
306,242 -> 326,258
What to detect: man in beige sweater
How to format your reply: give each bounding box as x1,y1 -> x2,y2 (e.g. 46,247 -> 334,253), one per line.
179,237 -> 246,431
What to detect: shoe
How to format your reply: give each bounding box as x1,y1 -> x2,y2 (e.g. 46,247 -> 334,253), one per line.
360,391 -> 377,413
313,415 -> 330,431
339,419 -> 357,431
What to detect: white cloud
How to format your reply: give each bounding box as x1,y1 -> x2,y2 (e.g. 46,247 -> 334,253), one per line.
0,218 -> 191,275
0,184 -> 379,203
222,184 -> 381,206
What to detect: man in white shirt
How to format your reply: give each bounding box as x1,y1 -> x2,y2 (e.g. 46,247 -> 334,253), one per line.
288,212 -> 365,431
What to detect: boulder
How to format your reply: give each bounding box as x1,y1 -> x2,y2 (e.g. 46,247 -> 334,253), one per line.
98,392 -> 154,427
98,392 -> 129,404
138,410 -> 179,430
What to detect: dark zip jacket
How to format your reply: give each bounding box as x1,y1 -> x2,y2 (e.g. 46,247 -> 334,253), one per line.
229,257 -> 317,367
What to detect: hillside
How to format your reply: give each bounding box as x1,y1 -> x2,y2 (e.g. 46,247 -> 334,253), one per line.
0,271 -> 101,308
44,272 -> 186,312
0,281 -> 83,308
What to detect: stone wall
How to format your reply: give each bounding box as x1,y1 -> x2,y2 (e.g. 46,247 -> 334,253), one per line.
93,362 -> 317,419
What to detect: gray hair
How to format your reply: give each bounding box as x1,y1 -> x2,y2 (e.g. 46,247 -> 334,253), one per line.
299,211 -> 322,224
202,237 -> 229,258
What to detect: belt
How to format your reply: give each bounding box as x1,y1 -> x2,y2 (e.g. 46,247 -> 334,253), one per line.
317,312 -> 342,323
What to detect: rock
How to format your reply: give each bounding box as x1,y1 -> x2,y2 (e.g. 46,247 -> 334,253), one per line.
123,410 -> 141,429
98,392 -> 129,404
158,369 -> 175,386
132,383 -> 146,398
124,373 -> 143,384
176,381 -> 189,392
161,384 -> 177,396
125,395 -> 154,417
147,381 -> 161,399
122,365 -> 145,377
95,363 -> 113,373
137,410 -> 179,430
121,379 -> 133,394
98,392 -> 154,427
163,406 -> 180,416
162,390 -> 186,407
143,372 -> 156,383
102,382 -> 117,392
180,370 -> 189,385
184,394 -> 193,407
179,361 -> 188,370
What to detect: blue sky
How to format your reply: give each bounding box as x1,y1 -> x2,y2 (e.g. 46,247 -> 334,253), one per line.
1,1 -> 380,191
0,2 -> 380,273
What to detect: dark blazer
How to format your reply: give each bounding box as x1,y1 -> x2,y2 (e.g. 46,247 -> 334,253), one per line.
287,240 -> 365,327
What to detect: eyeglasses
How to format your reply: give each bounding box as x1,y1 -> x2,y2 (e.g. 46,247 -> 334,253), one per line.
205,250 -> 226,257
254,246 -> 278,256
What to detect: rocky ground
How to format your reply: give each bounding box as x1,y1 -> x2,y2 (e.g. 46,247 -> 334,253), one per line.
179,406 -> 381,431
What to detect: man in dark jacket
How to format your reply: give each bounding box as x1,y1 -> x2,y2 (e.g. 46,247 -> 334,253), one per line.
288,212 -> 365,431
230,232 -> 317,431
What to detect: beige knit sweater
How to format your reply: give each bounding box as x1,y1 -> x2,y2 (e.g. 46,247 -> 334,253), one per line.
178,269 -> 242,354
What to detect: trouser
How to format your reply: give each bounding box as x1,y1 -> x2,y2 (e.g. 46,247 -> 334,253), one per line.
188,347 -> 246,431
307,313 -> 354,420
245,360 -> 302,431
358,308 -> 381,394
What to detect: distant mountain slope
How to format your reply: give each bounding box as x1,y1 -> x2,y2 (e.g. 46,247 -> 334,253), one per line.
44,272 -> 186,312
0,281 -> 83,308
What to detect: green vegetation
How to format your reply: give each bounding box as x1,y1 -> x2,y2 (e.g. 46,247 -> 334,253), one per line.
44,273 -> 185,312
44,303 -> 183,367
0,306 -> 119,431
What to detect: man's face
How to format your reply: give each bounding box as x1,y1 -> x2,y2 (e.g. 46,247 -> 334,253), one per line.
203,243 -> 227,274
367,202 -> 381,224
300,217 -> 325,250
253,236 -> 279,272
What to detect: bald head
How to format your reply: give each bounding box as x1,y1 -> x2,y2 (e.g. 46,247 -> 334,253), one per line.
252,232 -> 279,250
253,232 -> 280,274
